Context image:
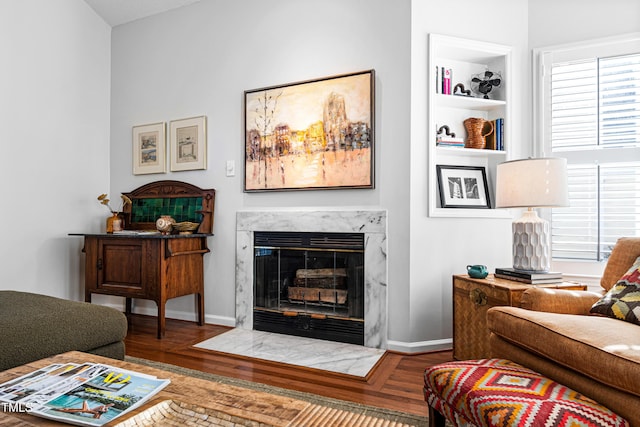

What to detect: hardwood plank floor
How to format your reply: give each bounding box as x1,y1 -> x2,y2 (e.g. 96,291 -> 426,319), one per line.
124,315 -> 453,417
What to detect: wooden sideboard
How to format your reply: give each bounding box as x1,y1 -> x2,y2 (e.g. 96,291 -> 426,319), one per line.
76,232 -> 210,339
73,181 -> 215,339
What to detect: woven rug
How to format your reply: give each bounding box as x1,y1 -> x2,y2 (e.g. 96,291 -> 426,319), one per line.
125,356 -> 428,426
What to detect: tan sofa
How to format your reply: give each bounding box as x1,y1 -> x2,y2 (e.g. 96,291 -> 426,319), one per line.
487,237 -> 640,426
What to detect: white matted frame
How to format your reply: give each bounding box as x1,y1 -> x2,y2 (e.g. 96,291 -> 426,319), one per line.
170,116 -> 207,171
436,165 -> 490,209
132,122 -> 166,175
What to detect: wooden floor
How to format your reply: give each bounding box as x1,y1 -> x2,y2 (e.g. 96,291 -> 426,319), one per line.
124,315 -> 453,417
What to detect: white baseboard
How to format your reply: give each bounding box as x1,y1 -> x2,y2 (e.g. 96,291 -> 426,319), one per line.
386,338 -> 452,354
95,302 -> 236,328
97,300 -> 452,352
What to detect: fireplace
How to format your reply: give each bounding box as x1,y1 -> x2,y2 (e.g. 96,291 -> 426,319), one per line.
236,210 -> 388,349
253,231 -> 365,345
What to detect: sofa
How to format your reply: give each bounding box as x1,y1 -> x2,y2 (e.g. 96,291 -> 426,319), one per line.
487,237 -> 640,425
0,291 -> 128,371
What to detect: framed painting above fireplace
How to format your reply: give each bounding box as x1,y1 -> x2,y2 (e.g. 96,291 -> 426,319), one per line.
244,70 -> 375,192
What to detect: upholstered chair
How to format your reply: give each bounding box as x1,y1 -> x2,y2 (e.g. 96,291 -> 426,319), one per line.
519,237 -> 640,314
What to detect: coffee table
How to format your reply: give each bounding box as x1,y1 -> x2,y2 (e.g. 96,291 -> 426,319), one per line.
0,351 -> 318,426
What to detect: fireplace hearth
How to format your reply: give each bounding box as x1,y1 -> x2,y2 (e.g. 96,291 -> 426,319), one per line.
253,231 -> 364,345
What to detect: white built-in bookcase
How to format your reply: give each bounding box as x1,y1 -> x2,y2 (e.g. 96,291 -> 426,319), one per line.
428,33 -> 512,218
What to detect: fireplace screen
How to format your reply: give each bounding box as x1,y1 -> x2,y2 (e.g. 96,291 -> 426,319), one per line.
253,231 -> 364,345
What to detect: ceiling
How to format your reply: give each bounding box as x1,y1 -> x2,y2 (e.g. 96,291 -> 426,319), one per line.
83,0 -> 201,27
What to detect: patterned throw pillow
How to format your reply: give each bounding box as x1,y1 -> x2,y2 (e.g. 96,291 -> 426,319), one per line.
590,256 -> 640,325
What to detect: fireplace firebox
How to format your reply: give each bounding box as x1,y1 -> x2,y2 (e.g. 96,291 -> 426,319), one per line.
253,231 -> 364,345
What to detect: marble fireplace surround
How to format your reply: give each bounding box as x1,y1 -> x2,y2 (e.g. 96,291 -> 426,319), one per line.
235,210 -> 388,349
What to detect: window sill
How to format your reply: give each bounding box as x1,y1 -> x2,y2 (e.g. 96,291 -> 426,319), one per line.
552,259 -> 606,290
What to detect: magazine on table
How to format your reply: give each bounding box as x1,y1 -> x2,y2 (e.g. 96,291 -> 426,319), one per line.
0,362 -> 170,426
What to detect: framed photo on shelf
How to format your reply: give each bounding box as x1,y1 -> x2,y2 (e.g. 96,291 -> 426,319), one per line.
170,116 -> 207,171
132,122 -> 166,175
436,165 -> 490,209
244,70 -> 375,192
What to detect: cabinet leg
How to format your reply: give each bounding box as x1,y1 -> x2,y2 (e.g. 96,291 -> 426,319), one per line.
157,302 -> 165,339
125,298 -> 133,328
197,293 -> 204,326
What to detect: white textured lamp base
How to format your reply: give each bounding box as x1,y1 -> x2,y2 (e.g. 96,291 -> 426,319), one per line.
512,210 -> 550,272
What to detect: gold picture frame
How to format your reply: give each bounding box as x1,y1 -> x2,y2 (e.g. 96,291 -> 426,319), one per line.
132,122 -> 166,175
170,116 -> 207,172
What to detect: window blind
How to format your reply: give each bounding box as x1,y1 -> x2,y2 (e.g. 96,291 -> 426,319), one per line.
549,53 -> 640,261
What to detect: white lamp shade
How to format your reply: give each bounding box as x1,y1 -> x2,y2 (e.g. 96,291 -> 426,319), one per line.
495,158 -> 569,208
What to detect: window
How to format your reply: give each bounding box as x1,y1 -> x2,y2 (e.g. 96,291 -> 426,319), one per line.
535,34 -> 640,262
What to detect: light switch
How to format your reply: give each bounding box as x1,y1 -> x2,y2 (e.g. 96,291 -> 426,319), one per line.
226,160 -> 235,177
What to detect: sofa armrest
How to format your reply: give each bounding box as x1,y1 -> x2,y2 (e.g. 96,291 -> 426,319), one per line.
519,287 -> 603,315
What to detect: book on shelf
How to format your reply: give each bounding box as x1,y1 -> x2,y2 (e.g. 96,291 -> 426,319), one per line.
443,68 -> 451,95
0,362 -> 170,426
436,136 -> 465,147
496,117 -> 504,150
437,142 -> 465,147
436,66 -> 453,95
494,273 -> 563,285
484,118 -> 504,151
495,267 -> 562,281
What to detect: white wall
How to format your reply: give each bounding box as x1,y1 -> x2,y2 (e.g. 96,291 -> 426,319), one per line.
405,0 -> 529,351
0,0 -> 111,299
528,0 -> 640,48
109,0 -> 413,332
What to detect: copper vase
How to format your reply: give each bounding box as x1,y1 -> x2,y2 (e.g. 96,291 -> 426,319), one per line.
463,118 -> 494,149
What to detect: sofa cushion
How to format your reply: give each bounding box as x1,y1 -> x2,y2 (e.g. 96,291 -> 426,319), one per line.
591,256 -> 640,325
601,237 -> 640,291
0,291 -> 127,371
487,306 -> 640,398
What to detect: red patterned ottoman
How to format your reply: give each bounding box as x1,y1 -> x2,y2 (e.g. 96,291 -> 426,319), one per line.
424,359 -> 628,427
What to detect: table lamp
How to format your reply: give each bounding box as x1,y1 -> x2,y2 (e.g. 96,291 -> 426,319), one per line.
495,158 -> 569,272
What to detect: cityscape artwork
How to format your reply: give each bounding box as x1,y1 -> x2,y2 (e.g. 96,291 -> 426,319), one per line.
244,70 -> 374,191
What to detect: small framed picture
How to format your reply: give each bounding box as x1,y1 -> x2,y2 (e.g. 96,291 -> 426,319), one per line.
170,116 -> 207,171
436,165 -> 491,209
132,122 -> 166,175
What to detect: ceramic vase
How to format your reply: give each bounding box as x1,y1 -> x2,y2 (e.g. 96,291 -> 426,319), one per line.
106,213 -> 123,233
156,215 -> 175,235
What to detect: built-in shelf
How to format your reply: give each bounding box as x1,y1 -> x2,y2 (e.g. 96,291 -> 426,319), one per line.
435,93 -> 506,111
430,206 -> 512,219
436,146 -> 507,157
428,34 -> 512,218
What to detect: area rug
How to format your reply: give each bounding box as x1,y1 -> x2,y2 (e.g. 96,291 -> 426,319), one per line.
125,356 -> 428,426
193,328 -> 385,378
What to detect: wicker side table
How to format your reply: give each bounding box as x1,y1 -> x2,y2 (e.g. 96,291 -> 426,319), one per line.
452,274 -> 586,360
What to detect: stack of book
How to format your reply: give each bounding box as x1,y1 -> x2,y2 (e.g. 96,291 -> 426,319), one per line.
436,136 -> 465,147
495,268 -> 563,284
